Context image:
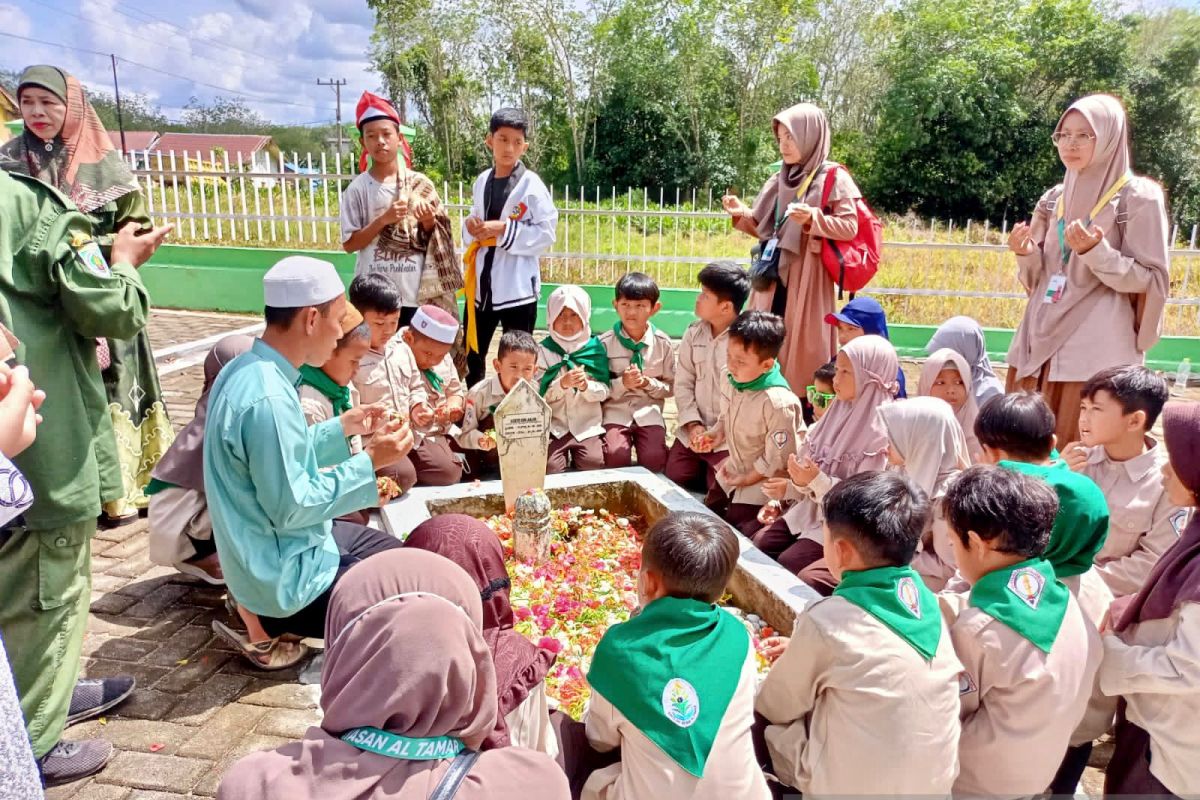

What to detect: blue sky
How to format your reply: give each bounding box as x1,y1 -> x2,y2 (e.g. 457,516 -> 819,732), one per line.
1,0 -> 383,126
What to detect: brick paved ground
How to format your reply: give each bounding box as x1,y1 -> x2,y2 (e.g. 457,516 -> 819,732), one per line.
43,310 -> 1157,797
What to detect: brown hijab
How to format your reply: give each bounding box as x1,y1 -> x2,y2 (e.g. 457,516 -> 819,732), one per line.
405,515 -> 556,749
1012,94 -> 1170,380
215,549 -> 569,800
750,103 -> 834,255
1116,402 -> 1200,630
151,335 -> 255,492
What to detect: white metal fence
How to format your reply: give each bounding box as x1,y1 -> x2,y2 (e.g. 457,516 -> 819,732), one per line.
126,150 -> 1200,333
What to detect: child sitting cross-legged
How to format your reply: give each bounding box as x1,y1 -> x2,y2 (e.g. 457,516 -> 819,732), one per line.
582,511 -> 771,800
456,329 -> 540,479
539,285 -> 610,473
941,465 -> 1103,799
755,471 -> 963,797
703,310 -> 805,537
599,272 -> 675,473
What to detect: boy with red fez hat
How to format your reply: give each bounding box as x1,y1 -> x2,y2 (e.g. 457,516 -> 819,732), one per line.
395,305 -> 467,485
340,91 -> 462,330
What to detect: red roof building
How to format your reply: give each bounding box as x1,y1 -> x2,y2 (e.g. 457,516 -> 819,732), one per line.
106,130 -> 160,153
149,133 -> 274,165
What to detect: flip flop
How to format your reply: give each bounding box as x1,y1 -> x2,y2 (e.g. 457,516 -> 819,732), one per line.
211,620 -> 310,671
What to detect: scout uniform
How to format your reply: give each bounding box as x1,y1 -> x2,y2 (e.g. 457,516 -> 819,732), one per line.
598,323 -> 675,473
0,170 -> 151,757
396,309 -> 466,486
298,368 -> 364,454
583,597 -> 770,800
706,364 -> 806,536
456,375 -> 508,477
354,336 -> 428,419
1080,439 -> 1182,597
756,566 -> 963,796
665,320 -> 730,491
947,558 -> 1103,799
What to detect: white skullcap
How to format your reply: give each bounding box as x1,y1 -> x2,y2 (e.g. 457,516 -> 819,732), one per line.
410,304 -> 459,344
263,256 -> 345,308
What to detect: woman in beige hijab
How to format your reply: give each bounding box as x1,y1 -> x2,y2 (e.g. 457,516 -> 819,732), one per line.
722,103 -> 861,390
216,549 -> 569,800
1007,94 -> 1169,444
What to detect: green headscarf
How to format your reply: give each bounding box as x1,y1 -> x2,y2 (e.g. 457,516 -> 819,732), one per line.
17,65 -> 68,103
298,365 -> 352,417
538,335 -> 610,396
999,461 -> 1109,578
587,597 -> 748,778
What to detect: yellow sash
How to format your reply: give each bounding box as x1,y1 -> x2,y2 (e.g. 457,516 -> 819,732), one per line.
1056,171 -> 1132,226
461,237 -> 497,354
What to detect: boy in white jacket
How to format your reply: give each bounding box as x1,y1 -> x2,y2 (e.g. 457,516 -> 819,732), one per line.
462,107 -> 558,386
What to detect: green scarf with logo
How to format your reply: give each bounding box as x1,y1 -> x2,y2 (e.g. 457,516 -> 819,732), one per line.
422,368 -> 443,395
728,362 -> 791,393
587,596 -> 748,778
834,565 -> 942,660
999,460 -> 1109,578
538,336 -> 611,396
298,365 -> 352,416
969,558 -> 1068,653
613,323 -> 653,369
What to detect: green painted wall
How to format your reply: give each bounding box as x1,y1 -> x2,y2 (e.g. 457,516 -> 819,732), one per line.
143,243 -> 1200,371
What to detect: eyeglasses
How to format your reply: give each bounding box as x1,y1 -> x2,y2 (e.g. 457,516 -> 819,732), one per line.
806,385 -> 836,409
1051,132 -> 1096,149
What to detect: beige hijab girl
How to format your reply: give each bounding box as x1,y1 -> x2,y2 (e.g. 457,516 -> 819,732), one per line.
721,103 -> 861,389
1007,94 -> 1169,444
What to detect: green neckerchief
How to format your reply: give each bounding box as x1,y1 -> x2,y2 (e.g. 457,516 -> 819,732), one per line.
998,460 -> 1109,578
538,335 -> 611,396
613,323 -> 653,369
341,727 -> 465,761
587,596 -> 748,778
728,362 -> 791,393
297,365 -> 352,416
423,368 -> 444,395
969,558 -> 1068,653
834,565 -> 942,661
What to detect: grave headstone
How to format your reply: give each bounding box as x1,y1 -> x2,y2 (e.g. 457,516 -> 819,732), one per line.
493,378 -> 552,512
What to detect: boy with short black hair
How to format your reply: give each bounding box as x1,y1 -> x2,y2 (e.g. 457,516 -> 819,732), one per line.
583,511 -> 771,800
941,466 -> 1102,799
704,310 -> 805,536
1062,365 -> 1180,597
350,273 -> 428,430
600,272 -> 675,472
665,261 -> 750,492
808,359 -> 836,422
755,472 -> 963,797
456,329 -> 540,477
348,272 -> 403,353
462,108 -> 558,386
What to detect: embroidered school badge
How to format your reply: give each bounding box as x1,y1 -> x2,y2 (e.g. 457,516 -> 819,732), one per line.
896,576 -> 922,619
771,430 -> 789,449
509,202 -> 529,221
1170,509 -> 1189,536
958,671 -> 977,696
661,678 -> 700,729
1007,567 -> 1046,610
74,239 -> 112,278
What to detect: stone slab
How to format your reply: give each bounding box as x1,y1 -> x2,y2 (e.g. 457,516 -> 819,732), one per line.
93,752 -> 209,793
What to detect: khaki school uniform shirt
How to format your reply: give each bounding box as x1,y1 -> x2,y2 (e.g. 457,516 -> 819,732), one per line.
457,376 -> 508,450
401,336 -> 465,439
354,336 -> 428,420
712,384 -> 806,505
1099,602 -> 1200,796
298,383 -> 363,455
582,649 -> 770,800
539,347 -> 610,441
599,327 -> 675,429
948,591 -> 1102,799
756,597 -> 963,797
1081,440 -> 1182,597
674,321 -> 730,452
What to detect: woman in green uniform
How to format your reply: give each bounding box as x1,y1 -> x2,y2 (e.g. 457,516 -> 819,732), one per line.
1,64 -> 173,526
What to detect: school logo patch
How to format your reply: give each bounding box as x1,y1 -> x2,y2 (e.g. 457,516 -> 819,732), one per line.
1170,509 -> 1189,537
661,678 -> 700,729
1007,567 -> 1046,610
771,430 -> 789,450
958,671 -> 977,696
509,202 -> 529,221
896,576 -> 922,619
74,239 -> 111,278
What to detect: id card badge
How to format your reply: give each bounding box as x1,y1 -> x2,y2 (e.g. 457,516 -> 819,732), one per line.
761,237 -> 778,261
1044,274 -> 1067,304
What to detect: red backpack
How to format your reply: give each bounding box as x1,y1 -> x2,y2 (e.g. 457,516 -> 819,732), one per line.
819,164 -> 882,299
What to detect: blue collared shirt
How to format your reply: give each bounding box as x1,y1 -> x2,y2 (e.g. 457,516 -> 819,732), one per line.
203,339 -> 378,617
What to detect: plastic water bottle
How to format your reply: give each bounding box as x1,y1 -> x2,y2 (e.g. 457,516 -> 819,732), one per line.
1174,358 -> 1192,396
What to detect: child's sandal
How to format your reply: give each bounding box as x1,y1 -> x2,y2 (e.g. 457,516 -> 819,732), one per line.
211,620 -> 310,671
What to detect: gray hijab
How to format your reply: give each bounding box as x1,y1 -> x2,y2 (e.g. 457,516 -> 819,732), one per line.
926,317 -> 1004,406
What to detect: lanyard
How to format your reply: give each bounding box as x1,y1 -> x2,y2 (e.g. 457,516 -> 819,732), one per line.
773,166 -> 820,230
341,727 -> 466,760
1055,171 -> 1131,267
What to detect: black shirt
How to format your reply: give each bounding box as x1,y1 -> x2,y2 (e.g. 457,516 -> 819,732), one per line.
478,162 -> 525,308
